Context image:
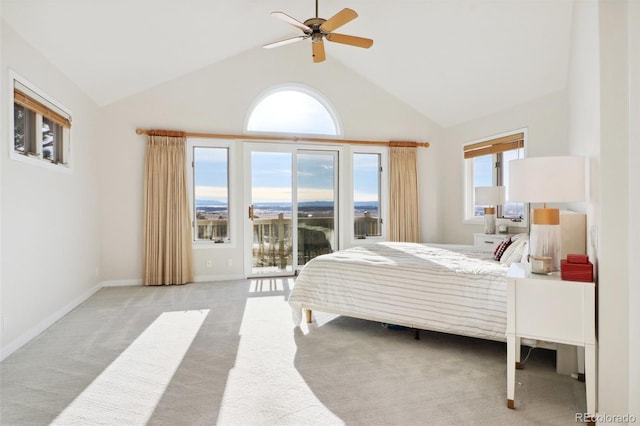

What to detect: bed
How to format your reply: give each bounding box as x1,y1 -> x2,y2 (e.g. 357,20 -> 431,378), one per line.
289,238 -> 528,341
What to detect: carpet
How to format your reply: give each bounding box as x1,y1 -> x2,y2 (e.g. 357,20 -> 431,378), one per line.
0,279 -> 586,425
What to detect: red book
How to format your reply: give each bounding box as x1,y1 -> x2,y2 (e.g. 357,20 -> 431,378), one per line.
561,259 -> 594,282
566,253 -> 589,264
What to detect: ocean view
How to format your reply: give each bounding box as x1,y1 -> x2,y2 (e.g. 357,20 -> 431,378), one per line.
196,201 -> 379,219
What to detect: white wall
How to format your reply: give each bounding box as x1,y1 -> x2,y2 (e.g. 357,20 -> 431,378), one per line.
597,0 -> 632,419
628,1 -> 640,419
99,42 -> 442,283
0,22 -> 103,359
0,11 -> 4,360
566,0 -> 600,266
437,90 -> 569,244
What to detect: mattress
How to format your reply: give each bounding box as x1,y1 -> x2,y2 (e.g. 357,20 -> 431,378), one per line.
289,241 -> 510,341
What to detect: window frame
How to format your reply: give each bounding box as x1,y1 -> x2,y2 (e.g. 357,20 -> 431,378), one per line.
350,145 -> 388,243
186,138 -> 236,248
463,129 -> 528,228
9,70 -> 72,173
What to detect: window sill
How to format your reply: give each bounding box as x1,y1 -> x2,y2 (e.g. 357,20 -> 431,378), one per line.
10,151 -> 72,174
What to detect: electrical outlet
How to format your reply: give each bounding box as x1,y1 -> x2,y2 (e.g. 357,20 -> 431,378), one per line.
226,259 -> 232,267
206,259 -> 213,268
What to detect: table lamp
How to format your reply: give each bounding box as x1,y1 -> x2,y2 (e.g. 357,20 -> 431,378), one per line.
475,186 -> 506,234
508,156 -> 585,274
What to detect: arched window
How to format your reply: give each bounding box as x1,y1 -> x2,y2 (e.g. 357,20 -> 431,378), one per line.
246,85 -> 340,136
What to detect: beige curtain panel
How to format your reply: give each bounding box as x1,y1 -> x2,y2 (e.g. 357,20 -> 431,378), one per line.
389,146 -> 421,242
143,133 -> 194,285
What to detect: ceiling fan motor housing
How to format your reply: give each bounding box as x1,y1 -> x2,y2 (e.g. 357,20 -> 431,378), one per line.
304,17 -> 327,42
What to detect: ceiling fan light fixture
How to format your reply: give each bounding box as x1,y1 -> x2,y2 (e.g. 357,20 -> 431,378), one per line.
264,0 -> 373,63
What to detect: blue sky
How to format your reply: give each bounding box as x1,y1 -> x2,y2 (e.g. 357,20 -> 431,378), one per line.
194,147 -> 228,203
474,155 -> 493,187
249,152 -> 378,203
246,90 -> 337,135
195,149 -> 379,204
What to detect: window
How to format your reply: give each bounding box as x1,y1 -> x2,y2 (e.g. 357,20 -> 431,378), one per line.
11,74 -> 72,168
246,85 -> 340,136
191,145 -> 230,243
353,152 -> 383,238
464,131 -> 525,221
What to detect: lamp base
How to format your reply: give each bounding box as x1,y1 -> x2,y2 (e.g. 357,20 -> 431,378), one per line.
529,207 -> 561,272
483,207 -> 496,234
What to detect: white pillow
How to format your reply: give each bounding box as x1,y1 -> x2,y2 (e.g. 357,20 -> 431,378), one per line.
500,237 -> 528,265
510,233 -> 529,243
520,240 -> 529,264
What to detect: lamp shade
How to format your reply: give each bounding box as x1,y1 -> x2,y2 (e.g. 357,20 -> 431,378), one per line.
508,155 -> 586,273
475,186 -> 506,206
508,156 -> 586,203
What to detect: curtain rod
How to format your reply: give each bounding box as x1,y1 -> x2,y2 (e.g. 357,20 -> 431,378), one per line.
135,128 -> 430,148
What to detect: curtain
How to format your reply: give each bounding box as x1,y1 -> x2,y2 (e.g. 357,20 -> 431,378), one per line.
143,132 -> 194,285
389,146 -> 420,242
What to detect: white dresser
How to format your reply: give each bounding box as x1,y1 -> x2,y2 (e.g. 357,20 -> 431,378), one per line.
473,233 -> 511,251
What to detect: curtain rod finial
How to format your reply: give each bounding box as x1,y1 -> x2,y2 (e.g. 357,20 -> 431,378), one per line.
136,128 -> 145,135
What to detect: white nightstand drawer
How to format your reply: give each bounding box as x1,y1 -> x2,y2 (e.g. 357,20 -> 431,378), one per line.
473,233 -> 510,250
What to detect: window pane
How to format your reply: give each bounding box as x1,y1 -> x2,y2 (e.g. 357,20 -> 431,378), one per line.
502,148 -> 525,219
251,151 -> 293,273
194,147 -> 229,242
14,103 -> 36,154
353,153 -> 381,238
14,103 -> 25,152
247,90 -> 338,135
42,117 -> 60,161
473,154 -> 493,217
297,152 -> 336,266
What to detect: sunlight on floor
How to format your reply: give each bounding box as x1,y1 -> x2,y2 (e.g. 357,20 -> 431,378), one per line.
249,277 -> 291,293
216,286 -> 344,425
51,309 -> 209,426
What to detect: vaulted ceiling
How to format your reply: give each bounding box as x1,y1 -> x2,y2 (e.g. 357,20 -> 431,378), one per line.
1,0 -> 574,127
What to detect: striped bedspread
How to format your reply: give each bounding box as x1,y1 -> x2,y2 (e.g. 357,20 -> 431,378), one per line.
289,242 -> 510,341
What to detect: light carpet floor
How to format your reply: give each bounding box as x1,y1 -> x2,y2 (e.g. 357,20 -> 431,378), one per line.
1,278 -> 587,425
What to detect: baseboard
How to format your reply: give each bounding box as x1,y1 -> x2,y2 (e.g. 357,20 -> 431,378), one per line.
102,276 -> 246,285
101,278 -> 144,287
0,282 -> 103,361
193,273 -> 245,282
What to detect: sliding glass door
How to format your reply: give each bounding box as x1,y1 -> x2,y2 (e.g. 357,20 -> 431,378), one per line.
296,151 -> 337,267
245,145 -> 338,277
248,150 -> 294,276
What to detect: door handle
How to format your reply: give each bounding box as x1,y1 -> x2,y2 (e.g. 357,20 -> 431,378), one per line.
248,204 -> 254,220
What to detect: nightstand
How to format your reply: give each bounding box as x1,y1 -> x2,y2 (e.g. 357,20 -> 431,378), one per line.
473,233 -> 510,250
506,262 -> 596,422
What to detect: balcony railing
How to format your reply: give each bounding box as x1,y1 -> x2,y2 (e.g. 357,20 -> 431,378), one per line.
196,213 -> 380,268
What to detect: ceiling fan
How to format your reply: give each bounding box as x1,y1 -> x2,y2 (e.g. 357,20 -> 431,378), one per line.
263,0 -> 374,63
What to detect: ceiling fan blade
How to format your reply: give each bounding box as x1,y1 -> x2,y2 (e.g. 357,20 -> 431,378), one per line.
271,12 -> 311,32
312,40 -> 326,63
320,8 -> 358,33
325,33 -> 374,49
263,35 -> 308,49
